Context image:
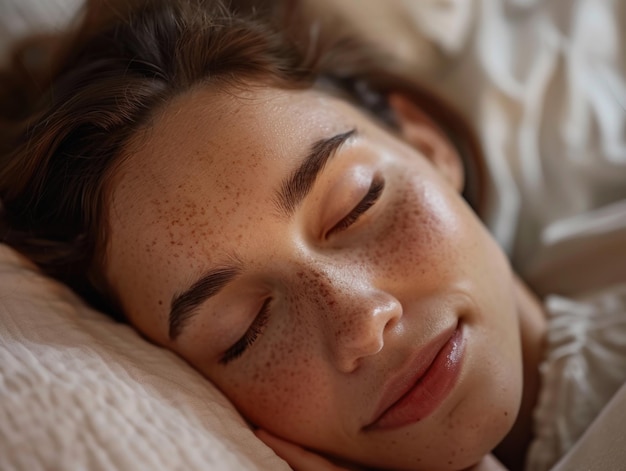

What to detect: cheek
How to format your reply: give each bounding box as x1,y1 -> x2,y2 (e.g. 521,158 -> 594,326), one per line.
360,174 -> 466,286
214,269 -> 369,439
216,302 -> 334,436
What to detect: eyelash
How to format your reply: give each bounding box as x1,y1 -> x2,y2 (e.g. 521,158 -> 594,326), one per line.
219,179 -> 384,365
220,298 -> 272,365
328,178 -> 385,236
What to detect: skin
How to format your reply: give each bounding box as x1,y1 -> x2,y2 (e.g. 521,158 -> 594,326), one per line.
104,83 -> 544,470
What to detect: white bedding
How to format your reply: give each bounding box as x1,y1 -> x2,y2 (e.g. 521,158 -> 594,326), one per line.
0,245 -> 289,471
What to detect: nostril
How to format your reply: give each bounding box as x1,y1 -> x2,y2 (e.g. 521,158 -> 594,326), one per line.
330,303 -> 400,373
384,315 -> 398,333
378,297 -> 403,331
329,315 -> 385,374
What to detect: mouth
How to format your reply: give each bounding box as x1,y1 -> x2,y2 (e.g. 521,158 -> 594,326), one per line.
365,322 -> 465,431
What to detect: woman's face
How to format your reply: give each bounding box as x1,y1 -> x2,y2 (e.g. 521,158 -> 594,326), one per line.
105,84 -> 523,470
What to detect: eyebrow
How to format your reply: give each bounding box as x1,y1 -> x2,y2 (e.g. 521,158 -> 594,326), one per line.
168,129 -> 356,340
276,129 -> 357,216
169,266 -> 240,340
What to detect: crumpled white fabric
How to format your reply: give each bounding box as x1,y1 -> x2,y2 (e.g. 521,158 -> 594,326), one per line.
526,285 -> 626,471
518,187 -> 626,470
413,0 -> 626,275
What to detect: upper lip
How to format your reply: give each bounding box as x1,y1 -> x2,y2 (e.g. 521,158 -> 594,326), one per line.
365,322 -> 458,428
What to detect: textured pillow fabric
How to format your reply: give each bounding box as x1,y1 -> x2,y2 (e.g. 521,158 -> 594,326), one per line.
0,244 -> 289,471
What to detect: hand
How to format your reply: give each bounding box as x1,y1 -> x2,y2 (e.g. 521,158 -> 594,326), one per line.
255,429 -> 366,471
256,429 -> 507,471
464,454 -> 508,471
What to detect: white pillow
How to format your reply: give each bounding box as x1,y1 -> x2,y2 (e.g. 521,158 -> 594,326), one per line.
0,244 -> 289,471
0,0 -> 82,63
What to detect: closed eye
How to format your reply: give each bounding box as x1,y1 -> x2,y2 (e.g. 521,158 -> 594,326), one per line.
327,178 -> 385,237
219,298 -> 272,365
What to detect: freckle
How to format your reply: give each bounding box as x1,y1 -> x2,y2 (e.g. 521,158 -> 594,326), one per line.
448,461 -> 453,465
504,411 -> 508,416
158,300 -> 163,306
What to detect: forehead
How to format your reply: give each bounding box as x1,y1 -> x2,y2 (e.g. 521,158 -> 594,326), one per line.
104,85 -> 359,310
120,86 -> 342,192
115,85 -> 354,201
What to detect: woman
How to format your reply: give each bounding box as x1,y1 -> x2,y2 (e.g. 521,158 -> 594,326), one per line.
0,0 -> 556,469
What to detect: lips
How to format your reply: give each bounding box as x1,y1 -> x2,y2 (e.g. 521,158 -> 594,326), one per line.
365,322 -> 465,430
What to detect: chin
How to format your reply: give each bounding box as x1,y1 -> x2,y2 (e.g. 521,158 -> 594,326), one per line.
441,377 -> 522,469
345,403 -> 519,471
413,366 -> 522,469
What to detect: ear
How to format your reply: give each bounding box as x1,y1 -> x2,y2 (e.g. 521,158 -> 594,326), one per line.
388,93 -> 464,192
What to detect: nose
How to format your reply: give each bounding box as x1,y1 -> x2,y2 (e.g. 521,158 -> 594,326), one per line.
326,294 -> 403,373
294,264 -> 403,373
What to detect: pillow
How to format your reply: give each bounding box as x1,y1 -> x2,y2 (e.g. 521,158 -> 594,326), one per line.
0,244 -> 289,471
0,0 -> 82,63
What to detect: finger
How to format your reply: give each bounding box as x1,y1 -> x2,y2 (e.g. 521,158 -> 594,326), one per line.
465,454 -> 509,471
255,429 -> 346,471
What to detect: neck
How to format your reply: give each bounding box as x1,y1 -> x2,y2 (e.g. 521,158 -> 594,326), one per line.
495,276 -> 547,470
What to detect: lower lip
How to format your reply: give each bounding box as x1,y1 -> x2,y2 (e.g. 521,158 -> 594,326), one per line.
370,326 -> 465,430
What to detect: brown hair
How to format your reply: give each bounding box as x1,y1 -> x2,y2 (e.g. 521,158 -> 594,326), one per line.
0,0 -> 483,315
